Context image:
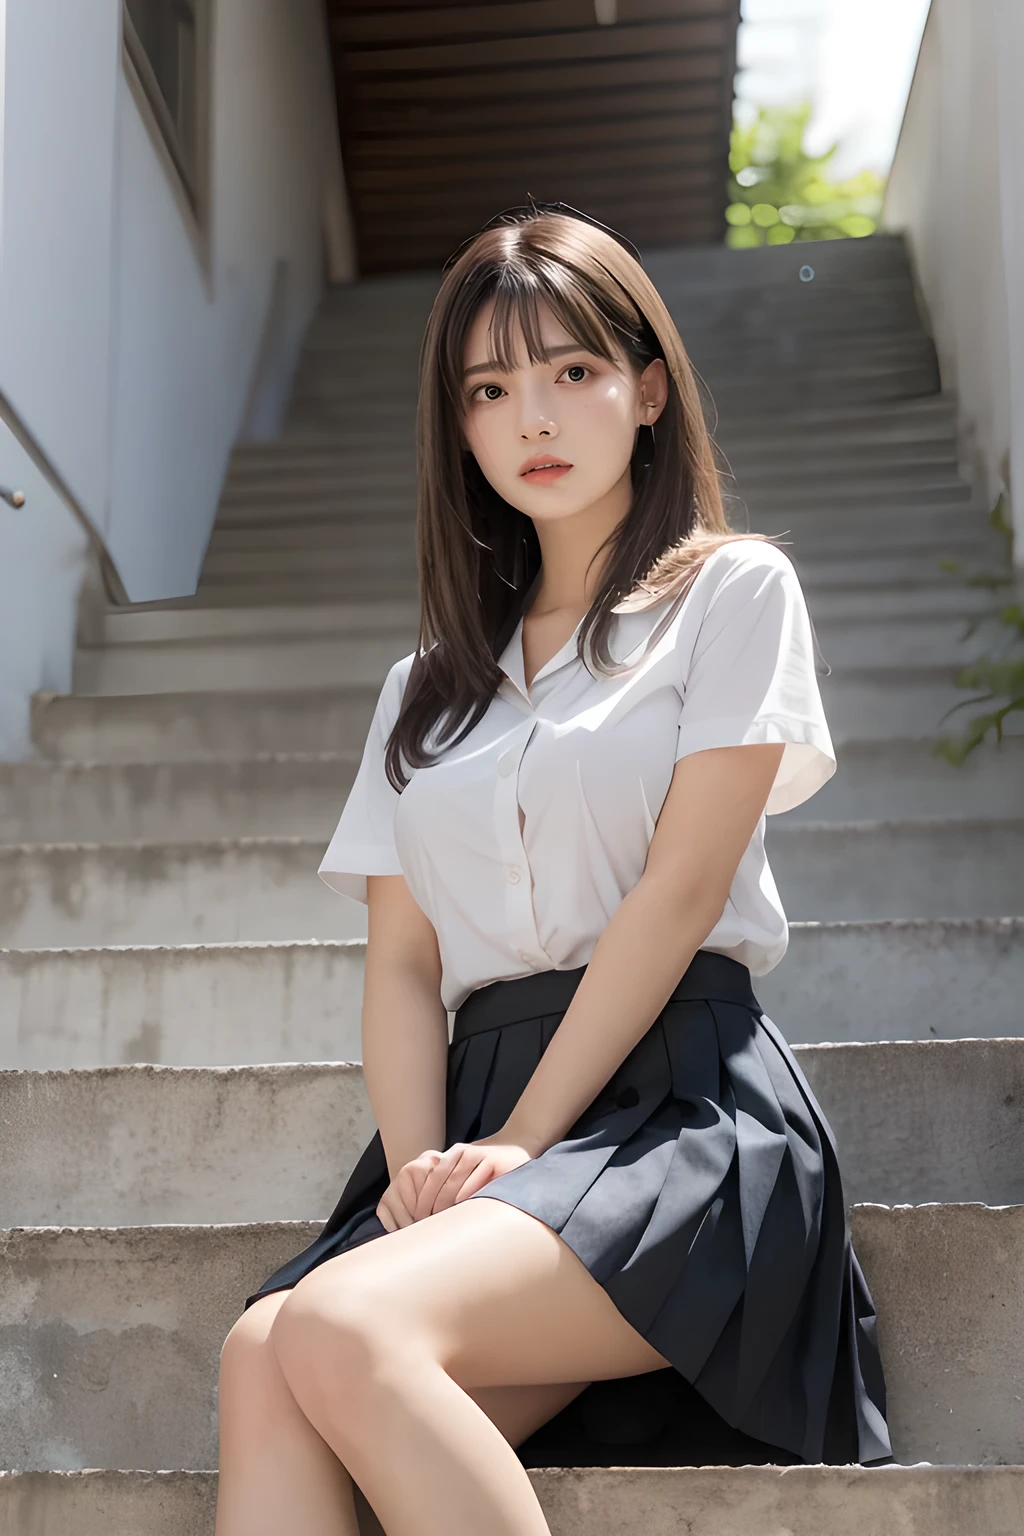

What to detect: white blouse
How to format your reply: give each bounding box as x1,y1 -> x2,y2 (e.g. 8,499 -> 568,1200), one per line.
320,539 -> 835,1012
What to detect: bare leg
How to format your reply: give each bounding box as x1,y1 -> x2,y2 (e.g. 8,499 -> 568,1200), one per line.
269,1196 -> 671,1536
215,1286 -> 590,1536
215,1291 -> 360,1536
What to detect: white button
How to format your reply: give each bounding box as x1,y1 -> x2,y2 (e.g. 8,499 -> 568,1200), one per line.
498,750 -> 516,777
505,867 -> 522,884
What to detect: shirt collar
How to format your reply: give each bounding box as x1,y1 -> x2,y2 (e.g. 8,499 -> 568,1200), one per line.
496,576 -> 633,706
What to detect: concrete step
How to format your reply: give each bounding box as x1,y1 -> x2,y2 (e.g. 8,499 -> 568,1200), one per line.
1,1206 -> 1020,1469
768,818 -> 1024,921
818,668 -> 1024,741
2,917 -> 1020,1071
31,686 -> 382,762
3,1466 -> 1023,1536
0,754 -> 358,845
0,837 -> 362,949
3,820 -> 1021,949
69,612 -> 990,697
72,625 -> 419,696
6,734 -> 1022,847
2,1040 -> 1021,1226
206,490 -> 974,532
34,665 -> 1020,763
781,738 -> 1024,822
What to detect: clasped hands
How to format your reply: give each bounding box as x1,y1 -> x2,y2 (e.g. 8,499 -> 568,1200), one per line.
376,1132 -> 537,1232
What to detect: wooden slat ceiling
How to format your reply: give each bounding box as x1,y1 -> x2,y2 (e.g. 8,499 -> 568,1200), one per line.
327,0 -> 741,274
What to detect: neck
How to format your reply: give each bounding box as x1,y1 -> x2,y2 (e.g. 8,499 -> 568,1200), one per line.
527,465 -> 632,615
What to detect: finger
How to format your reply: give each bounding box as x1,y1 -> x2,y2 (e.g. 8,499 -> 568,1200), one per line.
453,1160 -> 497,1201
431,1149 -> 480,1213
416,1146 -> 464,1218
379,1191 -> 412,1230
376,1198 -> 399,1233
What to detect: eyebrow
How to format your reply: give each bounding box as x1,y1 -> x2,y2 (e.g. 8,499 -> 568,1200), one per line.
462,343 -> 596,380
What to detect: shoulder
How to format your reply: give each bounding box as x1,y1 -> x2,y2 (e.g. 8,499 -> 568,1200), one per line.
689,539 -> 802,617
373,649 -> 418,725
699,537 -> 797,587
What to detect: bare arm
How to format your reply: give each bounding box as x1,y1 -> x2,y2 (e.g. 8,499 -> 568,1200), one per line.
501,741 -> 786,1155
362,871 -> 448,1178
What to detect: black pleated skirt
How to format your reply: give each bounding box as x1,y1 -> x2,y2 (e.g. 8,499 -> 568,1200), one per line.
243,949 -> 891,1468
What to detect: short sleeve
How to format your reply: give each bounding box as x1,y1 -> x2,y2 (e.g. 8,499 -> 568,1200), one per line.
673,542 -> 836,815
318,653 -> 415,902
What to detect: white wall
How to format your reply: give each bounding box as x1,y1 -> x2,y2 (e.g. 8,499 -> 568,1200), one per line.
107,0 -> 346,600
0,420 -> 91,758
0,0 -> 353,756
883,0 -> 1023,563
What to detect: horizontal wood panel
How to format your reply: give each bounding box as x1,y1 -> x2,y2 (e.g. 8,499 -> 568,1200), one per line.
353,82 -> 726,134
351,110 -> 722,161
350,139 -> 723,192
337,0 -> 735,47
339,18 -> 730,74
326,0 -> 739,272
356,193 -> 721,244
353,50 -> 727,101
357,217 -> 725,274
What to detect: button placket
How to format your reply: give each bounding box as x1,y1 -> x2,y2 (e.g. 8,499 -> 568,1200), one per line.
495,719 -> 546,967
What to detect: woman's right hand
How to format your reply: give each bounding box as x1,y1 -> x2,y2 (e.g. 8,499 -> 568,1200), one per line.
376,1149 -> 446,1232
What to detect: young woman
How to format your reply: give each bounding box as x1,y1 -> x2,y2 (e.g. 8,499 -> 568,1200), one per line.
215,206 -> 890,1536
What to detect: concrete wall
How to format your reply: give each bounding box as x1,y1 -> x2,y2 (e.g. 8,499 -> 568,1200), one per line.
0,0 -> 354,758
883,0 -> 1024,563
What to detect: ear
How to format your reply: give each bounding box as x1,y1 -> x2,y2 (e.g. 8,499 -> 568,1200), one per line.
637,358 -> 669,427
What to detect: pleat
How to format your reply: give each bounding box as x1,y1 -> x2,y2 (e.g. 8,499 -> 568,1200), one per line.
243,969 -> 890,1468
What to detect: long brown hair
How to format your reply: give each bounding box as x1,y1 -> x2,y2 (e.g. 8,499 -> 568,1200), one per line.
384,209 -> 770,791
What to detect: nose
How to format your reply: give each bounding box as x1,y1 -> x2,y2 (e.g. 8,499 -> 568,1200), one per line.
517,386 -> 559,442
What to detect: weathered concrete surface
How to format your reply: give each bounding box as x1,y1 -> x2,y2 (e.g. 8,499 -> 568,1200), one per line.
1,1208 -> 1022,1471
0,939 -> 369,1068
818,667 -> 1024,742
758,918 -> 1024,1044
0,1223 -> 320,1473
851,1204 -> 1024,1466
0,839 -> 363,948
3,1466 -> 1024,1536
6,736 -> 1022,846
71,609 -> 989,695
4,821 -> 1021,949
781,737 -> 1024,823
0,755 -> 358,846
0,1064 -> 375,1224
767,820 -> 1024,919
2,919 -> 1020,1070
72,626 -> 418,697
1,1042 -> 1021,1226
31,686 -> 380,764
31,666 -> 1020,767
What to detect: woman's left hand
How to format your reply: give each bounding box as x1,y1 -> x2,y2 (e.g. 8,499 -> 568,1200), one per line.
410,1132 -> 536,1218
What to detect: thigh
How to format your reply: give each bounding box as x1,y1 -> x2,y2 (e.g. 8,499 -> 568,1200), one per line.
276,1194 -> 671,1390
471,1382 -> 590,1449
230,1289 -> 583,1445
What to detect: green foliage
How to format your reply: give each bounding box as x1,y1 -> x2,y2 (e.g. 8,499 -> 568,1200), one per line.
933,495 -> 1024,764
726,104 -> 886,249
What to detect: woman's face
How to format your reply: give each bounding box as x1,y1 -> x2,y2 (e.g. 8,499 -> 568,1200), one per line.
459,297 -> 667,524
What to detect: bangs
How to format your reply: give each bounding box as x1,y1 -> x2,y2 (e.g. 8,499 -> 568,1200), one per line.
441,249 -> 646,398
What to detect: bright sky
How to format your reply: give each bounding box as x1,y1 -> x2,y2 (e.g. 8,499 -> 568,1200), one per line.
736,0 -> 933,177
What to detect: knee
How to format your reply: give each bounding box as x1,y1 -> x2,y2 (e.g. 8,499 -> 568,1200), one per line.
269,1268 -> 414,1412
219,1293 -> 290,1410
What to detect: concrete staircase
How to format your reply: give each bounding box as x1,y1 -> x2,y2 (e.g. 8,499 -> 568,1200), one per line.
3,233 -> 1024,1533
